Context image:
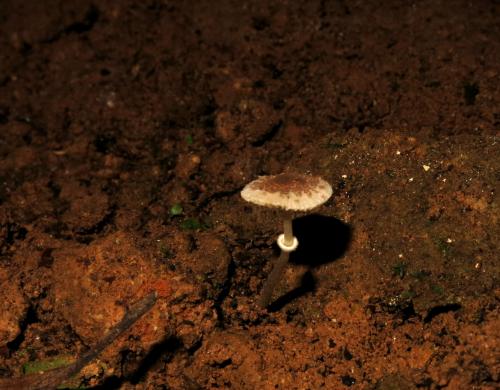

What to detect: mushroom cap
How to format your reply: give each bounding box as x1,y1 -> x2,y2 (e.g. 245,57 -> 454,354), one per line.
241,172 -> 332,211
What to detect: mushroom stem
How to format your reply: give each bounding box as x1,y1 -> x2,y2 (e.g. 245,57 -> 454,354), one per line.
283,218 -> 294,246
258,250 -> 290,307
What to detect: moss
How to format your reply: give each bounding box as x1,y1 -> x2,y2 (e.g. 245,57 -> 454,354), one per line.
23,355 -> 74,375
180,218 -> 203,230
169,203 -> 183,216
180,217 -> 210,231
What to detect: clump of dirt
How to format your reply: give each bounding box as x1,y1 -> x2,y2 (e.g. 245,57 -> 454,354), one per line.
0,0 -> 499,389
0,267 -> 27,346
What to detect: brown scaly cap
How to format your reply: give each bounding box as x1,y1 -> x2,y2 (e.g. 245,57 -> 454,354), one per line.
241,172 -> 332,211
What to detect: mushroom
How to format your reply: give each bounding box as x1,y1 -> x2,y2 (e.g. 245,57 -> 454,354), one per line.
241,172 -> 332,307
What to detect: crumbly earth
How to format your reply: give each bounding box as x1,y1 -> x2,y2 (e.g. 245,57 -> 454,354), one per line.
0,1 -> 499,389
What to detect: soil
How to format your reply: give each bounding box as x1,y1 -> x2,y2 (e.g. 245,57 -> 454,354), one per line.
0,0 -> 498,389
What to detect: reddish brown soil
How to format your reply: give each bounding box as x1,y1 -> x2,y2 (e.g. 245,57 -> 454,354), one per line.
0,1 -> 499,389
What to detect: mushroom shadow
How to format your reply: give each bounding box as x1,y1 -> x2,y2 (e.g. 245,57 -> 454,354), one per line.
267,214 -> 351,310
289,214 -> 351,267
268,271 -> 316,312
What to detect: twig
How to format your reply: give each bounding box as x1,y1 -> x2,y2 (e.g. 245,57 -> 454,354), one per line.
0,292 -> 157,390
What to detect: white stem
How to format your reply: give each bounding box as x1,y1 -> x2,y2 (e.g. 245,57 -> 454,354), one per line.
283,218 -> 293,247
258,250 -> 290,307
